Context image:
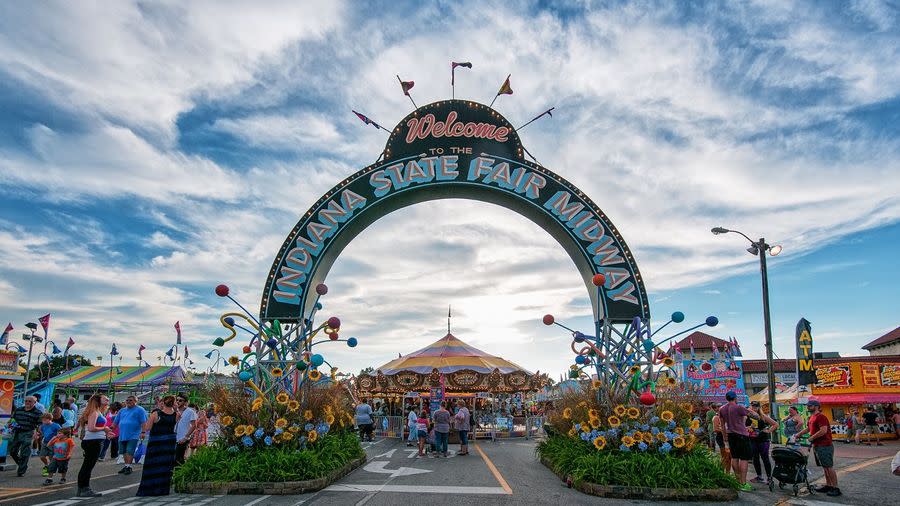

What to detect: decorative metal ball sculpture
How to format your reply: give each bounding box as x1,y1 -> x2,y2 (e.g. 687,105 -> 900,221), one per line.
543,273 -> 718,406
212,282 -> 358,407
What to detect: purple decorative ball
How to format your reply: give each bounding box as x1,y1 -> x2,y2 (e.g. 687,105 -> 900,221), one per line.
215,284 -> 230,297
315,283 -> 328,296
327,316 -> 341,329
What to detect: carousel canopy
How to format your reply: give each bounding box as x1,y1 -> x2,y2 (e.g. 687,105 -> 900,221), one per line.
49,366 -> 185,388
378,333 -> 531,375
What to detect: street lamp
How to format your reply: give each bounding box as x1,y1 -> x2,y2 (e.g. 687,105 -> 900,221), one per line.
711,227 -> 783,418
21,322 -> 42,397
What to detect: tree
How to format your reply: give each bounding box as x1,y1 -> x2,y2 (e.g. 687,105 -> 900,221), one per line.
25,355 -> 92,382
358,366 -> 374,376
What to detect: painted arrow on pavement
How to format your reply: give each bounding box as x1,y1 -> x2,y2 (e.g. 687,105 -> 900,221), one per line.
364,460 -> 433,478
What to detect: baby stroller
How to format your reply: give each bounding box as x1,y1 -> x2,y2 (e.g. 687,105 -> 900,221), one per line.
769,446 -> 814,496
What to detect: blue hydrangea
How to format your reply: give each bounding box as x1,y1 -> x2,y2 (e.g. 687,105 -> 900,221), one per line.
574,423 -> 581,431
619,444 -> 631,452
638,442 -> 648,452
241,435 -> 254,447
305,423 -> 315,431
649,416 -> 660,424
227,445 -> 239,453
641,424 -> 650,431
651,427 -> 660,435
607,428 -> 619,436
667,420 -> 676,429
659,442 -> 672,454
254,428 -> 264,438
317,423 -> 330,434
274,428 -> 284,435
664,431 -> 675,440
264,436 -> 273,446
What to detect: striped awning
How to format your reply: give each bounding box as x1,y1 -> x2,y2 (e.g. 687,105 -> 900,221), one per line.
49,366 -> 184,387
377,333 -> 531,375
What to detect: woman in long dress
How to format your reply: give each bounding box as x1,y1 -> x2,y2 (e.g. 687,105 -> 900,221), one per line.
136,395 -> 180,496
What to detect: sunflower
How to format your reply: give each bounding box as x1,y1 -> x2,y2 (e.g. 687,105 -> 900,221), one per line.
665,376 -> 677,386
588,409 -> 599,418
577,401 -> 588,408
281,431 -> 294,441
687,434 -> 697,449
672,436 -> 686,448
675,427 -> 685,436
626,407 -> 640,419
689,419 -> 700,430
589,417 -> 601,429
221,415 -> 233,427
304,410 -> 314,421
568,427 -> 577,437
228,356 -> 240,366
287,400 -> 300,412
593,436 -> 607,450
607,416 -> 621,428
245,425 -> 255,435
288,425 -> 300,433
680,402 -> 693,413
325,413 -> 335,425
633,431 -> 644,441
562,408 -> 572,419
275,418 -> 288,429
629,365 -> 641,374
234,425 -> 246,436
591,378 -> 602,389
307,430 -> 318,443
582,423 -> 591,433
660,410 -> 674,422
663,357 -> 675,367
308,369 -> 321,381
251,398 -> 263,412
614,405 -> 627,417
272,367 -> 284,377
656,432 -> 668,442
642,432 -> 654,444
621,436 -> 635,446
276,392 -> 290,405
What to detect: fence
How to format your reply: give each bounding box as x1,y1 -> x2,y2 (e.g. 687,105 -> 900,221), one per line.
369,414 -> 546,441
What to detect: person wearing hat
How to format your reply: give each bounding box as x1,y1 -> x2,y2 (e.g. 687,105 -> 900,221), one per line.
792,399 -> 841,497
718,391 -> 761,491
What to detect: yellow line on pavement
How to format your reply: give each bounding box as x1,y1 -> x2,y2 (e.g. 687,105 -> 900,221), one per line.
473,443 -> 512,495
0,488 -> 31,498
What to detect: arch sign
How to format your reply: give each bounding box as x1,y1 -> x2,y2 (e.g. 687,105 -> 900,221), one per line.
261,100 -> 649,323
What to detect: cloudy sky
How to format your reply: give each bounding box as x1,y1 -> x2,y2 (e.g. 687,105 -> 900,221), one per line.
1,0 -> 898,379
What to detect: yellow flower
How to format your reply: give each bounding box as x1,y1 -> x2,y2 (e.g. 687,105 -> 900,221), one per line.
633,431 -> 644,441
304,410 -> 314,421
588,409 -> 598,418
680,402 -> 693,413
661,410 -> 674,422
665,377 -> 677,386
630,365 -> 641,374
308,369 -> 321,381
562,407 -> 572,419
307,430 -> 318,443
689,419 -> 700,430
234,425 -> 246,436
221,416 -> 233,427
591,378 -> 601,389
567,427 -> 577,437
276,392 -> 289,405
642,432 -> 653,444
228,356 -> 240,366
593,436 -> 607,450
287,400 -> 300,412
673,436 -> 686,448
288,425 -> 300,433
663,357 -> 675,367
614,405 -> 627,417
675,427 -> 685,436
251,398 -> 263,412
275,418 -> 288,429
626,407 -> 640,419
245,425 -> 255,434
607,416 -> 621,428
621,436 -> 635,446
272,367 -> 283,377
582,423 -> 591,433
589,417 -> 601,429
281,431 -> 294,441
325,414 -> 335,425
577,401 -> 588,408
656,432 -> 668,442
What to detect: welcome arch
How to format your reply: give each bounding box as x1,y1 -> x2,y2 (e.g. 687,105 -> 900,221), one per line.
260,100 -> 650,324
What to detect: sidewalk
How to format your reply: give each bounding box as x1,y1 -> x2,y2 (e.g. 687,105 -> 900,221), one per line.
0,450 -> 143,502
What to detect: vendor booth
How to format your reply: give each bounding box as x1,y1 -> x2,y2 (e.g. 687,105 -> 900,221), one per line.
0,350 -> 23,469
809,360 -> 900,441
354,333 -> 547,440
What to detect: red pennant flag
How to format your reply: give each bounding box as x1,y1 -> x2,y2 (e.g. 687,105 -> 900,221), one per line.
497,75 -> 513,96
352,110 -> 382,130
175,321 -> 182,345
39,313 -> 51,337
451,61 -> 472,85
399,79 -> 415,96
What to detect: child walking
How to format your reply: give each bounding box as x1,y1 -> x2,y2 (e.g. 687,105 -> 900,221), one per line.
38,412 -> 61,477
44,427 -> 75,485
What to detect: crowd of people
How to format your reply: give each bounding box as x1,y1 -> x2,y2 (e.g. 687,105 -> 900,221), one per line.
6,392 -> 215,498
354,398 -> 472,457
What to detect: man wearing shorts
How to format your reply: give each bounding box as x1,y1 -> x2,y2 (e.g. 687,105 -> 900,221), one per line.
113,396 -> 147,475
718,391 -> 760,491
862,406 -> 883,446
793,399 -> 841,496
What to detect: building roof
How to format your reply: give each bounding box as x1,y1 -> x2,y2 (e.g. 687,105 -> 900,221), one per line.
741,355 -> 900,373
377,333 -> 531,375
862,327 -> 900,350
674,331 -> 731,351
49,366 -> 185,387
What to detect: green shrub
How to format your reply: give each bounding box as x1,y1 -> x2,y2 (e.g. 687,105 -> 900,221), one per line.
173,431 -> 364,489
537,434 -> 739,490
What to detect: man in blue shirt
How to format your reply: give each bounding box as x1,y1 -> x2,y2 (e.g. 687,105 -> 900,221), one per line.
113,395 -> 147,475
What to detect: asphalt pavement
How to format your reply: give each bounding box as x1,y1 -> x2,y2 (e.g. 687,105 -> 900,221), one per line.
1,437 -> 897,505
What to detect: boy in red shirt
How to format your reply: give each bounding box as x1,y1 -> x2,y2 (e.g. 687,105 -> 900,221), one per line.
793,399 -> 840,497
44,427 -> 75,485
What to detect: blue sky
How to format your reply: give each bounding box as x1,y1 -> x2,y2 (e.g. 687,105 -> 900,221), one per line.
0,1 -> 897,377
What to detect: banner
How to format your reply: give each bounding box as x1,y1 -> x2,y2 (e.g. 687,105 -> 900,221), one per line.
429,375 -> 445,414
815,364 -> 851,388
881,365 -> 900,387
795,318 -> 815,385
682,359 -> 747,404
860,364 -> 881,387
0,350 -> 18,373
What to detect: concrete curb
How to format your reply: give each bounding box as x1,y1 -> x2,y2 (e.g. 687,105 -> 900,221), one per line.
177,454 -> 367,495
539,456 -> 738,501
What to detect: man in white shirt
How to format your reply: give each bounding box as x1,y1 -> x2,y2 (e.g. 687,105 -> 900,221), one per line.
174,394 -> 197,465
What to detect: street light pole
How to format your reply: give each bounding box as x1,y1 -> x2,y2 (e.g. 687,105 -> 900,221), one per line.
22,324 -> 40,398
711,227 -> 782,420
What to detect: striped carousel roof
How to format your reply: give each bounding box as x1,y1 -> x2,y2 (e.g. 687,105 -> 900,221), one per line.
377,333 -> 531,375
49,366 -> 184,387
